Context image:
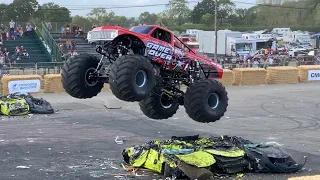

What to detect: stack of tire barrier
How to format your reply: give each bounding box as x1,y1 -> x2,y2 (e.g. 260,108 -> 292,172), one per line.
266,67 -> 299,84
1,75 -> 42,94
217,69 -> 234,86
232,68 -> 267,86
298,65 -> 320,83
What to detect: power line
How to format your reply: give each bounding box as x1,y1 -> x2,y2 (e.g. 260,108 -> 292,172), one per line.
0,0 -> 310,11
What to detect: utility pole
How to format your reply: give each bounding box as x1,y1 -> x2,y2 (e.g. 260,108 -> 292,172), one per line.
214,0 -> 218,62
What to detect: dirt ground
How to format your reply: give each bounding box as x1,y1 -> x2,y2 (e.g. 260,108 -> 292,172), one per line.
0,83 -> 320,180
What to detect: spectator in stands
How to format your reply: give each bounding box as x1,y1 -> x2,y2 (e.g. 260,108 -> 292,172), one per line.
0,52 -> 5,68
46,22 -> 52,31
9,20 -> 15,36
8,54 -> 16,67
60,26 -> 66,37
22,49 -> 29,58
25,23 -> 33,36
15,46 -> 21,56
0,24 -> 5,37
2,48 -> 8,57
17,24 -> 23,36
0,34 -> 2,45
71,40 -> 76,52
11,30 -> 17,40
92,23 -> 97,30
6,31 -> 9,40
58,38 -> 64,52
65,39 -> 71,50
20,46 -> 24,51
73,25 -> 78,35
76,27 -> 83,36
66,25 -> 71,36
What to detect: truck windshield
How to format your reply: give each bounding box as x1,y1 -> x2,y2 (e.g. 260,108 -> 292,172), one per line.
187,44 -> 199,49
130,26 -> 154,34
236,43 -> 252,51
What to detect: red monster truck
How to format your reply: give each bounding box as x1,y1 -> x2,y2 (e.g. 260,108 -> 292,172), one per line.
61,25 -> 228,123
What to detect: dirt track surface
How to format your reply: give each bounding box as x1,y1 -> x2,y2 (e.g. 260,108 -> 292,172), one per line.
0,83 -> 320,180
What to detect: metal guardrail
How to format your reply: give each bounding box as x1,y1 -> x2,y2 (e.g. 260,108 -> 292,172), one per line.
35,22 -> 64,62
1,22 -> 93,34
0,62 -> 65,77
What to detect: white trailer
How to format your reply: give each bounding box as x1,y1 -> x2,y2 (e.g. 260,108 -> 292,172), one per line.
283,31 -> 311,44
272,28 -> 291,35
198,30 -> 243,56
242,33 -> 259,40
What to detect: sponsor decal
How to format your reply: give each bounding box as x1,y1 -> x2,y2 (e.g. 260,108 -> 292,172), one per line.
146,42 -> 173,62
8,79 -> 41,94
308,70 -> 320,80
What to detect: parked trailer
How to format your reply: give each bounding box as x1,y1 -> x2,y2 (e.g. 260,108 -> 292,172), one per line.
198,30 -> 272,56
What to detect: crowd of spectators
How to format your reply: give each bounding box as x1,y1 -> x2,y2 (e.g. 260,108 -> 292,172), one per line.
58,38 -> 78,59
0,20 -> 33,67
57,24 -> 84,38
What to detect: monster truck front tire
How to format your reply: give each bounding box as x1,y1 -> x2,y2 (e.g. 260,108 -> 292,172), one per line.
109,54 -> 155,102
61,54 -> 104,99
184,79 -> 228,123
139,92 -> 179,119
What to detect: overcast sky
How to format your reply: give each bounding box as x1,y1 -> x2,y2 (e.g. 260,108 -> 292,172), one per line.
3,0 -> 256,17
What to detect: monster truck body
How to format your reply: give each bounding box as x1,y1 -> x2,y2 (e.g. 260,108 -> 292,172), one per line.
62,25 -> 229,123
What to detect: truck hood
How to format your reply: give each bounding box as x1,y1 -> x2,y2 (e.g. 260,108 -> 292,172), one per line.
89,25 -> 149,41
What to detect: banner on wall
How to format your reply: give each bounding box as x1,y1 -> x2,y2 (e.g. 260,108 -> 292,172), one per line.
8,79 -> 41,94
308,70 -> 320,81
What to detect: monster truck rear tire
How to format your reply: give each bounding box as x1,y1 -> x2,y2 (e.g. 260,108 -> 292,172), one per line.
139,92 -> 179,119
61,54 -> 104,99
184,79 -> 228,123
109,54 -> 155,102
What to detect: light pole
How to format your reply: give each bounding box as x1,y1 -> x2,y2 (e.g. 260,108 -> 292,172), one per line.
214,0 -> 218,62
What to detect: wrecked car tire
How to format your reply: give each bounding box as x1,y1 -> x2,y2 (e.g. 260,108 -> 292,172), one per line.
139,92 -> 179,119
61,54 -> 104,99
109,54 -> 156,102
184,79 -> 228,123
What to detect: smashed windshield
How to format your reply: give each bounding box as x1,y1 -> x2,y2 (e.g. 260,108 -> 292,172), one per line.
130,26 -> 154,34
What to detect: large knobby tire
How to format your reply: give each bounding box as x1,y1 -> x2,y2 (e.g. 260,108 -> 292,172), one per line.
61,54 -> 104,99
184,79 -> 228,123
139,92 -> 179,119
109,54 -> 155,102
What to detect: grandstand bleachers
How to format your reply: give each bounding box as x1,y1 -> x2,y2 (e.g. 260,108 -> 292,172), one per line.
2,32 -> 52,64
50,33 -> 98,57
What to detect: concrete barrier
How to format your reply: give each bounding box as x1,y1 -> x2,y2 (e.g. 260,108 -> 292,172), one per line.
266,66 -> 299,84
44,74 -> 110,93
1,75 -> 42,94
217,69 -> 234,86
232,68 -> 267,86
298,65 -> 320,83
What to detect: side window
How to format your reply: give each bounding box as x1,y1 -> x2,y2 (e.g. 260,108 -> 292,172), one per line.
151,28 -> 171,44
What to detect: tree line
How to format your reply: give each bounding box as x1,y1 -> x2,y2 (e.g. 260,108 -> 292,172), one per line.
0,0 -> 319,32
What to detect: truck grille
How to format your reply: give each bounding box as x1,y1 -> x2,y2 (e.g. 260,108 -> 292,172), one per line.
90,30 -> 117,40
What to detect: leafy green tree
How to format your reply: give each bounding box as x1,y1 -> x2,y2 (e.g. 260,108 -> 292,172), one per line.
217,0 -> 235,25
0,3 -> 9,21
5,0 -> 39,22
166,0 -> 191,25
200,13 -> 214,25
139,11 -> 158,25
87,8 -> 108,25
36,2 -> 71,22
191,0 -> 215,24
